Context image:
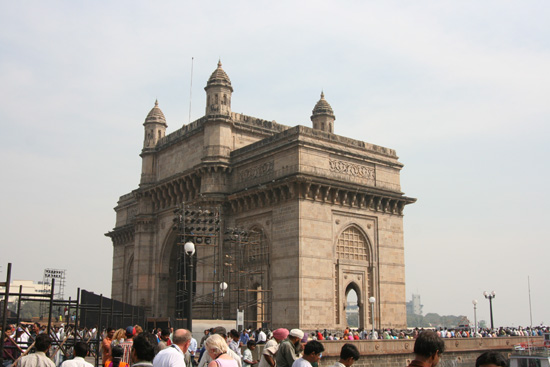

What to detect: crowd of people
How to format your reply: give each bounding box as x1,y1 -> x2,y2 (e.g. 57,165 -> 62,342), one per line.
2,322 -> 545,367
296,325 -> 550,340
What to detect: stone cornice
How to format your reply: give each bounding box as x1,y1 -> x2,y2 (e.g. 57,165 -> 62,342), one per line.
227,174 -> 415,216
105,223 -> 135,246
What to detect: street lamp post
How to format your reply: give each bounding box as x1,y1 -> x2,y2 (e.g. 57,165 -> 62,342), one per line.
184,242 -> 196,332
483,291 -> 496,330
220,282 -> 228,320
369,296 -> 376,338
472,299 -> 478,336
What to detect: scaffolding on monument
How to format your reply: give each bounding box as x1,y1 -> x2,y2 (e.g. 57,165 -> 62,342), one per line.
173,203 -> 222,327
173,204 -> 272,329
223,228 -> 272,330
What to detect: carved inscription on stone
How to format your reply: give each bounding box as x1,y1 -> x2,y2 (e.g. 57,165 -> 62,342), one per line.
329,159 -> 375,180
240,161 -> 274,182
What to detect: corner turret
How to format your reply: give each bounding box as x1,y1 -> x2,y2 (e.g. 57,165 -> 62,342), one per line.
204,60 -> 233,116
311,92 -> 335,133
143,99 -> 167,150
140,100 -> 167,185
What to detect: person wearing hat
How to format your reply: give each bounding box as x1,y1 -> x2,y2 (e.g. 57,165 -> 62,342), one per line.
119,326 -> 135,364
275,329 -> 303,367
258,329 -> 288,367
197,327 -> 242,367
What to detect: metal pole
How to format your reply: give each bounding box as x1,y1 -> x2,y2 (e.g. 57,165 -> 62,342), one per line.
371,301 -> 375,337
75,288 -> 81,341
187,255 -> 193,332
16,285 -> 22,327
473,303 -> 477,335
97,294 -> 103,367
0,263 -> 12,367
489,297 -> 494,330
47,278 -> 55,334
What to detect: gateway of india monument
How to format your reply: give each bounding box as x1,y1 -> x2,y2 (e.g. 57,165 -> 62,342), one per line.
106,61 -> 416,331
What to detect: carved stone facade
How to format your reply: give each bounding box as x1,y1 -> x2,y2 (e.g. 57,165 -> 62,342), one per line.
106,61 -> 415,330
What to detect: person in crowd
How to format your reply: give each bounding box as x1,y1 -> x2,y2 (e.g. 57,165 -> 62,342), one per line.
242,341 -> 257,367
2,325 -> 20,367
119,327 -> 135,364
239,331 -> 249,349
111,329 -> 126,348
197,328 -> 241,367
131,332 -> 159,367
106,346 -> 128,367
329,344 -> 360,367
102,327 -> 115,367
275,329 -> 303,367
61,342 -> 93,367
291,341 -> 324,367
228,330 -> 241,358
158,329 -> 173,350
188,336 -> 198,367
204,334 -> 237,367
153,329 -> 191,367
199,330 -> 210,349
475,351 -> 508,367
19,334 -> 55,367
256,330 -> 266,345
406,330 -> 445,367
258,329 -> 288,367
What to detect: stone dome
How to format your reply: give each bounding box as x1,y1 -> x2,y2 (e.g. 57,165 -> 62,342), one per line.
206,60 -> 233,91
312,92 -> 335,117
145,99 -> 167,125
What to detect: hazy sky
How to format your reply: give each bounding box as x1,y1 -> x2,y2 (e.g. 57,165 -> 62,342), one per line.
1,1 -> 549,328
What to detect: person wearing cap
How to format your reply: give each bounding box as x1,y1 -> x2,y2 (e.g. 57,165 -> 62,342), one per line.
275,329 -> 303,367
197,328 -> 241,367
291,341 -> 324,367
258,329 -> 288,367
119,327 -> 135,365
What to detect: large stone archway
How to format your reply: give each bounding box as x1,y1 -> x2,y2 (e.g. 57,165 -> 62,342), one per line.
335,225 -> 376,330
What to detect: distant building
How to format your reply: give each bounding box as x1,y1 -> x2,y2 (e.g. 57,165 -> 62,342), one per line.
406,294 -> 423,316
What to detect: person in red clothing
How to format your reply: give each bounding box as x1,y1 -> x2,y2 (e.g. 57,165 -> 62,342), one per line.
407,330 -> 445,367
315,331 -> 323,341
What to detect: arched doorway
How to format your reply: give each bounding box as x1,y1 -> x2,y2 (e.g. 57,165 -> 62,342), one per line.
336,225 -> 374,330
345,283 -> 360,328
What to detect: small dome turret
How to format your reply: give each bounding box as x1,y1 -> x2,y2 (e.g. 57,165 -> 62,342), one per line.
206,60 -> 233,91
311,92 -> 335,133
143,99 -> 167,150
312,92 -> 335,118
144,99 -> 167,125
205,60 -> 233,116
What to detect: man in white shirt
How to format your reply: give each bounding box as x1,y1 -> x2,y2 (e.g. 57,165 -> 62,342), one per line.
256,330 -> 266,344
153,329 -> 192,367
61,342 -> 94,367
291,341 -> 324,367
19,334 -> 56,367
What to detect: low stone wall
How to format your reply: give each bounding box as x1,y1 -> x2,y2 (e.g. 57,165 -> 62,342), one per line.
316,336 -> 536,367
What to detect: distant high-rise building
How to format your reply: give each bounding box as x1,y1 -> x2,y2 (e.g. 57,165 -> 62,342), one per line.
406,294 -> 423,315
